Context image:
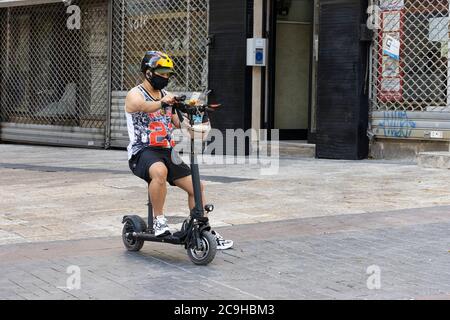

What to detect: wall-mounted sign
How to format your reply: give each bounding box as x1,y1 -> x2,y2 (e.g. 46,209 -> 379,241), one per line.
381,78 -> 401,92
383,35 -> 400,60
429,17 -> 449,42
378,9 -> 404,102
382,11 -> 402,32
382,56 -> 400,77
379,0 -> 404,11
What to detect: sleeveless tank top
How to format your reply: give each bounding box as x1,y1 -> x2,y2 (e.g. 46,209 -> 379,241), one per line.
125,85 -> 175,160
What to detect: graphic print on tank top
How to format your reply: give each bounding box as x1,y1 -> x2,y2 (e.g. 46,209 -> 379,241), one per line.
126,85 -> 175,159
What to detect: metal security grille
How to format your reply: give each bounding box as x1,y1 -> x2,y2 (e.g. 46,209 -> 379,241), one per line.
0,0 -> 109,129
0,9 -> 6,106
111,0 -> 209,93
370,0 -> 450,112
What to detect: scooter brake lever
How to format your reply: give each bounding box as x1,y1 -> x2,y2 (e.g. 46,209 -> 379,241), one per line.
175,95 -> 187,102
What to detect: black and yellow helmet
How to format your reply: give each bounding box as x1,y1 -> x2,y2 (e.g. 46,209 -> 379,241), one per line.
140,51 -> 174,74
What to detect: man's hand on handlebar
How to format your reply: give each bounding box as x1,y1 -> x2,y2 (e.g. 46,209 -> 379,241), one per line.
171,95 -> 222,114
161,94 -> 176,105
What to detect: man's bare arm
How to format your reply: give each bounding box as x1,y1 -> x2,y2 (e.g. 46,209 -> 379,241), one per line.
125,90 -> 175,113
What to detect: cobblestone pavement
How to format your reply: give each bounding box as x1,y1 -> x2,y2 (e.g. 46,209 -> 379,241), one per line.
0,206 -> 449,300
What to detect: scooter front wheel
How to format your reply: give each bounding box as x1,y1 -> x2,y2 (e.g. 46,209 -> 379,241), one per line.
187,231 -> 217,265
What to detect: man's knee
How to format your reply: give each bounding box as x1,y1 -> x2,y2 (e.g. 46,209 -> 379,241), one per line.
149,163 -> 168,184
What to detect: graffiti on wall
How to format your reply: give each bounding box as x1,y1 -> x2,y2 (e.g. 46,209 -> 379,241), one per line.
377,111 -> 416,138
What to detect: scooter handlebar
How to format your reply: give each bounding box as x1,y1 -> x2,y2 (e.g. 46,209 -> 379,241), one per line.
171,96 -> 222,114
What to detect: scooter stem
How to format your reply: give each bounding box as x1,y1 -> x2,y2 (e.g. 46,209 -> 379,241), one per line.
190,136 -> 204,218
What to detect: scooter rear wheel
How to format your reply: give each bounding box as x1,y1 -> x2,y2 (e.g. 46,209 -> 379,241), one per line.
122,215 -> 147,252
187,231 -> 217,265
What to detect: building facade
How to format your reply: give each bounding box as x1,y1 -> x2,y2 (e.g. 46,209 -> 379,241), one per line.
1,0 -> 449,159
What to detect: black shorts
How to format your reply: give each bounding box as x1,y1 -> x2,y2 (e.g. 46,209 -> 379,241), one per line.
129,147 -> 191,186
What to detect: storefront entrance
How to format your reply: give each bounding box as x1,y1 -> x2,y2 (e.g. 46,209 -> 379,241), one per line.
270,0 -> 315,140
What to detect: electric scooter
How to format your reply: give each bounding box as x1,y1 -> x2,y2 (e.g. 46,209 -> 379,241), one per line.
121,96 -> 220,265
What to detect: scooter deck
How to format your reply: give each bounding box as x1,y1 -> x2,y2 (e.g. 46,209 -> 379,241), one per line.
133,232 -> 183,245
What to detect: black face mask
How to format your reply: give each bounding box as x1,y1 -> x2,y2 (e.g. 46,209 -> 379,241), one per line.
147,73 -> 169,90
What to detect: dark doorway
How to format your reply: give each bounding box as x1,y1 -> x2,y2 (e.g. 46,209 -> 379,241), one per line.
268,0 -> 315,141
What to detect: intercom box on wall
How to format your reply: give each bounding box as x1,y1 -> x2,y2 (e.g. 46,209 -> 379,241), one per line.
247,38 -> 267,66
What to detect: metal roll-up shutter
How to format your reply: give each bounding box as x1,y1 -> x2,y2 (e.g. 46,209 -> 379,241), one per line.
208,0 -> 252,133
0,0 -> 109,148
369,0 -> 450,142
0,1 -> 61,8
315,0 -> 370,159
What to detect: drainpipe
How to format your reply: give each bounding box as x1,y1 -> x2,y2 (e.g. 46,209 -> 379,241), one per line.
251,0 -> 264,144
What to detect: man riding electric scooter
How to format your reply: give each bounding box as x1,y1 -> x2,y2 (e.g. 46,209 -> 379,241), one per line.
125,51 -> 233,250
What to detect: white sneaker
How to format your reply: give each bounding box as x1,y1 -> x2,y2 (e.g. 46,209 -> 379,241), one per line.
154,216 -> 171,237
211,230 -> 233,250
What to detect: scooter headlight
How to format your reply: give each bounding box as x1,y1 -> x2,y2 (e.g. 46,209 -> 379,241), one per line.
180,118 -> 211,141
